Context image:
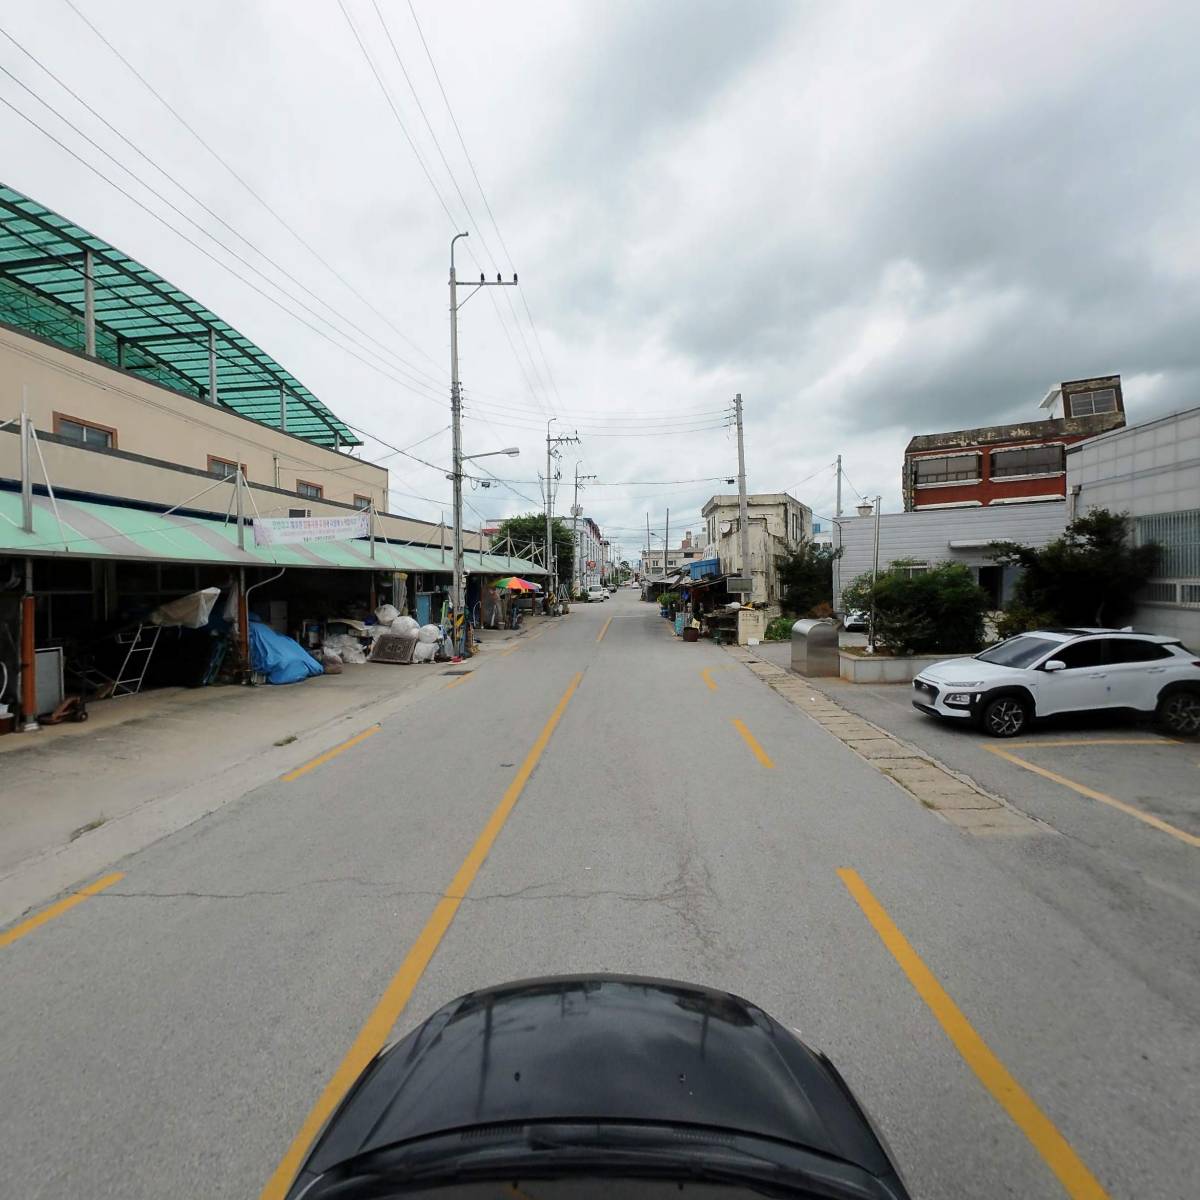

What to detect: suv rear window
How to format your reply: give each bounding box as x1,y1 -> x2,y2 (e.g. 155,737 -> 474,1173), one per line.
976,635 -> 1058,668
1106,638 -> 1173,663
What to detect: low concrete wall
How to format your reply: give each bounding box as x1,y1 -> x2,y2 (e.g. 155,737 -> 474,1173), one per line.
839,650 -> 972,683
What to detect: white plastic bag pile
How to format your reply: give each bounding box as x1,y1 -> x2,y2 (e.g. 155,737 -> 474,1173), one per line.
374,603 -> 400,625
412,623 -> 444,662
390,615 -> 419,636
324,633 -> 367,665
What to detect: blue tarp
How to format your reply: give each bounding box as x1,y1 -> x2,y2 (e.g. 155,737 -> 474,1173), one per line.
247,615 -> 324,684
689,558 -> 720,580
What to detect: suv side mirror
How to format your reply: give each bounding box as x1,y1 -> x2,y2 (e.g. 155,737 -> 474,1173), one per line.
1043,659 -> 1066,672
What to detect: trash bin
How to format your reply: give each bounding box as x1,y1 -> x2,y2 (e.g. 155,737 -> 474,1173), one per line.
791,618 -> 838,677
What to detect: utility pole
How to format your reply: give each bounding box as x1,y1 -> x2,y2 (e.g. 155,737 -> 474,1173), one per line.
646,512 -> 652,578
664,507 -> 670,575
733,393 -> 751,593
544,420 -> 579,605
448,232 -> 517,649
869,495 -> 882,654
571,462 -> 596,595
835,453 -> 843,518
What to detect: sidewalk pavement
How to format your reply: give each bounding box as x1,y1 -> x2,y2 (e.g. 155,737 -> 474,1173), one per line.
0,616 -> 549,925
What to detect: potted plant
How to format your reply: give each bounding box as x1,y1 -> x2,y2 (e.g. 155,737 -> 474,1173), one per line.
657,591 -> 673,617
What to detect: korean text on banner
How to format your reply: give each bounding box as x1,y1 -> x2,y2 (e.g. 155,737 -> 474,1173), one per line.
252,512 -> 370,546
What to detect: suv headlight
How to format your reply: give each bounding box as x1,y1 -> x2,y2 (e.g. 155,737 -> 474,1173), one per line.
944,692 -> 978,707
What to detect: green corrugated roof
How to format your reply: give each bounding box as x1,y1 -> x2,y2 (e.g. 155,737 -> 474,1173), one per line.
0,183 -> 358,449
0,491 -> 546,576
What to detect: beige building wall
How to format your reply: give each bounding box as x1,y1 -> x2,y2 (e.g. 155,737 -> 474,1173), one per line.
1,326 -> 387,512
0,325 -> 495,553
701,492 -> 813,608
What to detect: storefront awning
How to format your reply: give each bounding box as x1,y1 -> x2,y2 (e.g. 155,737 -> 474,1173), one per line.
0,491 -> 546,576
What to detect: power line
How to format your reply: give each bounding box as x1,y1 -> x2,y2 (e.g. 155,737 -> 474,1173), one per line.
0,24 -> 448,394
405,0 -> 564,416
58,0 -> 444,377
0,61 -> 451,405
339,0 -> 552,418
0,90 -> 452,412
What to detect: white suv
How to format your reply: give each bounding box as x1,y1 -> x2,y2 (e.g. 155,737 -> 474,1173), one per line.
913,629 -> 1200,738
586,586 -> 607,603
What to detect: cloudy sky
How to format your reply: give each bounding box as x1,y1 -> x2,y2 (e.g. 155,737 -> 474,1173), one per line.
3,0 -> 1198,561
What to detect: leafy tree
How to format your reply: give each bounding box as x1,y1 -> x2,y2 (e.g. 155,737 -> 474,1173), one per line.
776,539 -> 842,616
990,510 -> 1158,629
842,562 -> 989,655
492,514 -> 575,586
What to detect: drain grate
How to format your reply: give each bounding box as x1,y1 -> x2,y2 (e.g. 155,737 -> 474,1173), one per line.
442,669 -> 473,676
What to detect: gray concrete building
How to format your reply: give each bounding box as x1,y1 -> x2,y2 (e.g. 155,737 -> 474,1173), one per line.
832,501 -> 1067,611
1067,405 -> 1200,644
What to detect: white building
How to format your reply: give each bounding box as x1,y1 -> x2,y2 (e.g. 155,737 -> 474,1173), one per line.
700,493 -> 812,609
1068,405 -> 1200,644
831,501 -> 1067,611
564,513 -> 604,592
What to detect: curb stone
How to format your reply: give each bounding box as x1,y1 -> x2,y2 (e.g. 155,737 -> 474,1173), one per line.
724,646 -> 1045,837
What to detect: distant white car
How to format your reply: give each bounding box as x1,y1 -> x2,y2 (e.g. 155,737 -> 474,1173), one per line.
586,586 -> 608,603
913,628 -> 1200,738
842,610 -> 869,632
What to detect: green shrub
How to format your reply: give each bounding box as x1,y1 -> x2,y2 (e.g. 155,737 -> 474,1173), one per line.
991,509 -> 1159,628
764,616 -> 794,641
841,563 -> 989,656
994,604 -> 1056,641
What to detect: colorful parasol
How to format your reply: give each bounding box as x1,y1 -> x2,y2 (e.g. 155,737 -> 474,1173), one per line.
493,576 -> 538,591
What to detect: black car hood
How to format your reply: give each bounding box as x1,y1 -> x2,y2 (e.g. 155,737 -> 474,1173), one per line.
300,975 -> 893,1182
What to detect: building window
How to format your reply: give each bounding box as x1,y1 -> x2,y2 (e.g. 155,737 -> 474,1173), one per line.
913,454 -> 980,485
296,480 -> 323,500
352,494 -> 372,510
990,444 -> 1065,478
53,412 -> 116,448
207,455 -> 246,480
289,508 -> 311,519
1135,510 -> 1200,578
1068,388 -> 1118,417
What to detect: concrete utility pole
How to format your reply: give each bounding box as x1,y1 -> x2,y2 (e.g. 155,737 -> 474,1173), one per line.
733,393 -> 751,587
544,420 -> 579,602
664,508 -> 670,574
448,232 -> 517,648
869,495 -> 882,654
835,453 -> 843,518
571,462 -> 596,595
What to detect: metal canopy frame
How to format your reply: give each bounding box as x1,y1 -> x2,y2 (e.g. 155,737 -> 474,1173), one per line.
0,183 -> 358,449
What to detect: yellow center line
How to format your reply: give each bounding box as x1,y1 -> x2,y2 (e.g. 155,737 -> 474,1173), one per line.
1,872 -> 125,949
701,667 -> 718,692
596,616 -> 613,644
984,746 -> 1200,847
838,868 -> 1110,1200
259,672 -> 584,1200
281,725 -> 380,783
732,718 -> 774,768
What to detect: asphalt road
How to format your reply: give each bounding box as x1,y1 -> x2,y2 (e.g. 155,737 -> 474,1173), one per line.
3,591 -> 1198,1199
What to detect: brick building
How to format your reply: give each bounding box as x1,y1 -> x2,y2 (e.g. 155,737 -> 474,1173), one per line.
903,376 -> 1126,511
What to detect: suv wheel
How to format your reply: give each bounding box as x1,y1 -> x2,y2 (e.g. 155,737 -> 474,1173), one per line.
1156,689 -> 1200,737
981,695 -> 1030,738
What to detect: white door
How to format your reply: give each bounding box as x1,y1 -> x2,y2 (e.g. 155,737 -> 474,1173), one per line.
1037,639 -> 1108,714
1098,638 -> 1175,711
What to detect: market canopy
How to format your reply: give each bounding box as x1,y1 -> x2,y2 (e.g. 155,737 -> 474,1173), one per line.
0,491 -> 546,576
0,183 -> 357,449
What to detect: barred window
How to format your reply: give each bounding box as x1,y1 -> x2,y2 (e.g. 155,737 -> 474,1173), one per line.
1069,388 -> 1117,417
913,454 -> 980,484
1135,510 -> 1200,578
990,444 -> 1064,478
